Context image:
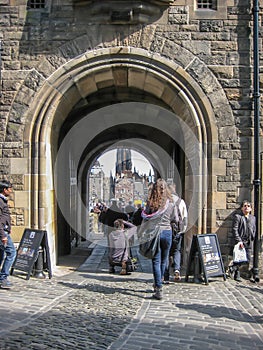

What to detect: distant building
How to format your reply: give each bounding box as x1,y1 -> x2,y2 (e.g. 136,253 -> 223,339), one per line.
113,148 -> 150,206
89,161 -> 104,207
116,148 -> 132,176
115,174 -> 134,204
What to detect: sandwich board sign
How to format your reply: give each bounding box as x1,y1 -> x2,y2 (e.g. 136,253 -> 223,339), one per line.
185,234 -> 226,284
11,229 -> 52,280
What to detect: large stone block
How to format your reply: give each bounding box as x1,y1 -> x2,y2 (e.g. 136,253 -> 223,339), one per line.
15,190 -> 29,209
10,158 -> 28,174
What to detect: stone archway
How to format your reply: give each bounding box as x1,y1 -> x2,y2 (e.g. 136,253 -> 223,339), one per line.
17,46 -> 231,268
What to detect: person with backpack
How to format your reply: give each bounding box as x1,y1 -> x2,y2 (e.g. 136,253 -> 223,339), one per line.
164,182 -> 188,283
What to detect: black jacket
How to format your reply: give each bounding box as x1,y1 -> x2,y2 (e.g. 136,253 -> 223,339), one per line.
0,195 -> 11,240
232,211 -> 256,249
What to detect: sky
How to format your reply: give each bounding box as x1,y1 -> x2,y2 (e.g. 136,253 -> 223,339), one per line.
97,150 -> 153,177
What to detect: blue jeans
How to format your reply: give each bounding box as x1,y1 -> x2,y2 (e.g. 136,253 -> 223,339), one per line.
152,230 -> 172,288
0,234 -> 16,281
164,233 -> 183,280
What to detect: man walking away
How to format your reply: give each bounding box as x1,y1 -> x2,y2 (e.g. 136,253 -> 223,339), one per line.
164,182 -> 188,283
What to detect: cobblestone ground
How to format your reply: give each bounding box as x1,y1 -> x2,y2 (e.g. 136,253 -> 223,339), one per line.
108,278 -> 263,350
0,245 -> 262,350
1,274 -> 148,350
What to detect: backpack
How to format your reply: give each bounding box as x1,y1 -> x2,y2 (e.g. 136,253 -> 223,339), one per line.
171,197 -> 183,237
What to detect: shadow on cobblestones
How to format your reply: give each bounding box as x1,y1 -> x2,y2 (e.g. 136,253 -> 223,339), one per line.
236,283 -> 263,295
58,280 -> 149,299
175,302 -> 263,324
78,273 -> 150,284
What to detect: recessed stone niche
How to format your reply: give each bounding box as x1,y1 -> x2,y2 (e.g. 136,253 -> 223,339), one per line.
73,0 -> 175,24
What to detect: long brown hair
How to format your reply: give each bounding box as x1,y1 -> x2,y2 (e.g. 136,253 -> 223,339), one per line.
147,178 -> 172,213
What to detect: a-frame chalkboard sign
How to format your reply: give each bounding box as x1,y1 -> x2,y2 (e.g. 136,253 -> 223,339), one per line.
185,234 -> 226,284
11,229 -> 52,280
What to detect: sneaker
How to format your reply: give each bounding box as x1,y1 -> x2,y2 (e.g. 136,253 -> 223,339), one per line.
234,271 -> 242,282
152,287 -> 163,300
0,279 -> 12,289
109,267 -> 115,274
163,280 -> 170,285
174,270 -> 181,282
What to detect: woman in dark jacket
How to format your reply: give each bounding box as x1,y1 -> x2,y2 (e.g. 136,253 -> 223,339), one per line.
232,200 -> 256,281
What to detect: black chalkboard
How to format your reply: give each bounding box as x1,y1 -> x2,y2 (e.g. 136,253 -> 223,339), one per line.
11,229 -> 52,280
185,234 -> 226,284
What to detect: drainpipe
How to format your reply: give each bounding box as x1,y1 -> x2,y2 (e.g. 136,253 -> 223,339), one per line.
252,0 -> 261,283
0,40 -> 2,97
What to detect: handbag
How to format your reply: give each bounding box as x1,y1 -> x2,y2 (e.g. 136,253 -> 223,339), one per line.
233,243 -> 248,263
138,224 -> 161,259
138,204 -> 168,259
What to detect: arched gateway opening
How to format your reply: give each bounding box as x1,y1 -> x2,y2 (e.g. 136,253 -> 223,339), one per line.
26,47 -> 219,269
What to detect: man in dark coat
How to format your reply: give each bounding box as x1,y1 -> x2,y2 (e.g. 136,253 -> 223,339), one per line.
232,200 -> 256,281
103,200 -> 128,236
125,201 -> 136,221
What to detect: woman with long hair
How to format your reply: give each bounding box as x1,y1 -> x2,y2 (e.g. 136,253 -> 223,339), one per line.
142,178 -> 179,299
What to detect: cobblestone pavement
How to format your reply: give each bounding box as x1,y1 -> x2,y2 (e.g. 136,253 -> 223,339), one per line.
0,239 -> 262,350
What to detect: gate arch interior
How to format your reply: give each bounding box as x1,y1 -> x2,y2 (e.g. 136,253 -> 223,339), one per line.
56,100 -> 204,264
26,49 -> 218,268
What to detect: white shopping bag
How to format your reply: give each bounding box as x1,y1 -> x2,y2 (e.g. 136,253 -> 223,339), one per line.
233,243 -> 247,263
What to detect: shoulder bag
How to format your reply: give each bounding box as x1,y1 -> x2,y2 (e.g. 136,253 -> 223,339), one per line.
138,219 -> 161,259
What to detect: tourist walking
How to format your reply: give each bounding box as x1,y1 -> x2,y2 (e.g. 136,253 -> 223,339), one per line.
164,182 -> 188,283
140,178 -> 178,300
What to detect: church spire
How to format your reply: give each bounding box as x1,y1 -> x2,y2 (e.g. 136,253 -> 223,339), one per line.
116,148 -> 132,175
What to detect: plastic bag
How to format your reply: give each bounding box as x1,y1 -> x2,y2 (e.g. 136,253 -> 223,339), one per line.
233,243 -> 247,263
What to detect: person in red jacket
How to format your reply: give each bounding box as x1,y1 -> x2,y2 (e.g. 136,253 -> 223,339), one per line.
0,180 -> 16,289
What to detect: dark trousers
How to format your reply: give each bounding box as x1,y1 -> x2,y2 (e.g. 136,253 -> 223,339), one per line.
164,233 -> 183,280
